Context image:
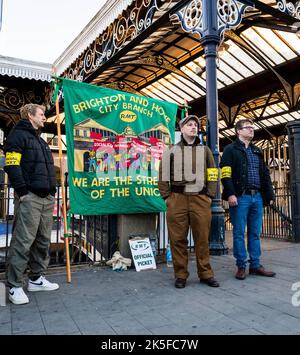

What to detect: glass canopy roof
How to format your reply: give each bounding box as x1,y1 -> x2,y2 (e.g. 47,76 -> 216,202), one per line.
142,27 -> 300,102
44,1 -> 300,145
138,25 -> 300,135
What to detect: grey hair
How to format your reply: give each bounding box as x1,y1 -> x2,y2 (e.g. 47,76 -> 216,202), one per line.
20,104 -> 45,120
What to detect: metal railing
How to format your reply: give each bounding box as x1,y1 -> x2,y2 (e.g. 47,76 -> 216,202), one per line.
224,187 -> 294,241
0,183 -> 117,273
0,183 -> 294,274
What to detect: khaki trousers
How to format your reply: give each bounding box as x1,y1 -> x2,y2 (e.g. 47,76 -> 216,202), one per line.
6,192 -> 55,288
166,193 -> 214,280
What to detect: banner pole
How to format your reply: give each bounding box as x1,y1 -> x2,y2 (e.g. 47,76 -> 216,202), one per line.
55,96 -> 71,283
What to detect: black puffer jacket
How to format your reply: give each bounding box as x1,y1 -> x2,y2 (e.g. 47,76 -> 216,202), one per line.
4,119 -> 56,197
220,139 -> 275,206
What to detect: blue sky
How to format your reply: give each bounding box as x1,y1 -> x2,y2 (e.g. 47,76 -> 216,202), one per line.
0,0 -> 106,63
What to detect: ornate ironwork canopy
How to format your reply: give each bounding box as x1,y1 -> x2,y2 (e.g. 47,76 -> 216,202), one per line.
0,0 -> 298,147
51,0 -> 300,147
0,56 -> 52,134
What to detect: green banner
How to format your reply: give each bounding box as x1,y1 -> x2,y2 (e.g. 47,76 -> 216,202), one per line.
62,79 -> 177,215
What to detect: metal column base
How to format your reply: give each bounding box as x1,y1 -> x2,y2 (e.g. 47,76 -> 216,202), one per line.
209,201 -> 229,255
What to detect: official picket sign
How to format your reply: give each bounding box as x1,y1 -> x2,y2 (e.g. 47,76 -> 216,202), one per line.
129,238 -> 156,272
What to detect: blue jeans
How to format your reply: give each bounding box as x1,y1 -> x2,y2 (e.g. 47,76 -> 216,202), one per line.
229,192 -> 263,269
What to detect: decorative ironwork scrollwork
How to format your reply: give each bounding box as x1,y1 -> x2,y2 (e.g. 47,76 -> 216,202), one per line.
171,0 -> 251,39
217,0 -> 250,38
121,55 -> 193,81
64,0 -> 173,82
170,0 -> 204,37
277,0 -> 300,19
102,81 -> 142,95
0,88 -> 43,111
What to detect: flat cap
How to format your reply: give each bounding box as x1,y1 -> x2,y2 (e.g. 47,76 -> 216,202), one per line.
179,115 -> 200,129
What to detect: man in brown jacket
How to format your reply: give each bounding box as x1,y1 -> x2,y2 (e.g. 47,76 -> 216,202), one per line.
158,115 -> 219,288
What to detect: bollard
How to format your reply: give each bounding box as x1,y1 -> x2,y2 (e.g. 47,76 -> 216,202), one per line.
0,282 -> 6,307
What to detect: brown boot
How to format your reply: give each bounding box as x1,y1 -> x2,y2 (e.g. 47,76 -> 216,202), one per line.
235,268 -> 246,280
200,277 -> 220,287
175,278 -> 186,288
249,266 -> 276,277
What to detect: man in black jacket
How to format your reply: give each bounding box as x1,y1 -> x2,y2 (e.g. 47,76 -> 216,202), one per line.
4,104 -> 59,305
220,119 -> 276,280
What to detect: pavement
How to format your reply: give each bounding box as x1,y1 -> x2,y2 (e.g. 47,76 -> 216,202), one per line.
0,237 -> 300,335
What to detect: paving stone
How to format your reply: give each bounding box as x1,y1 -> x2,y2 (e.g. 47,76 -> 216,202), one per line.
228,328 -> 264,335
252,321 -> 299,335
131,311 -> 171,329
79,324 -> 115,335
44,322 -> 80,335
225,309 -> 267,327
0,308 -> 11,324
0,240 -> 299,335
0,322 -> 12,335
207,315 -> 250,334
14,328 -> 46,335
267,301 -> 300,319
104,311 -> 143,329
151,323 -> 224,335
112,325 -> 152,335
70,311 -> 115,335
275,313 -> 300,333
11,309 -> 44,334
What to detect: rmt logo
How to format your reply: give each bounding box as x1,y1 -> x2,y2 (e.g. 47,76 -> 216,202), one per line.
0,282 -> 6,307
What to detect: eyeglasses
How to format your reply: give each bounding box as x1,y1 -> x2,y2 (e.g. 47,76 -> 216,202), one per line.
240,126 -> 254,130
